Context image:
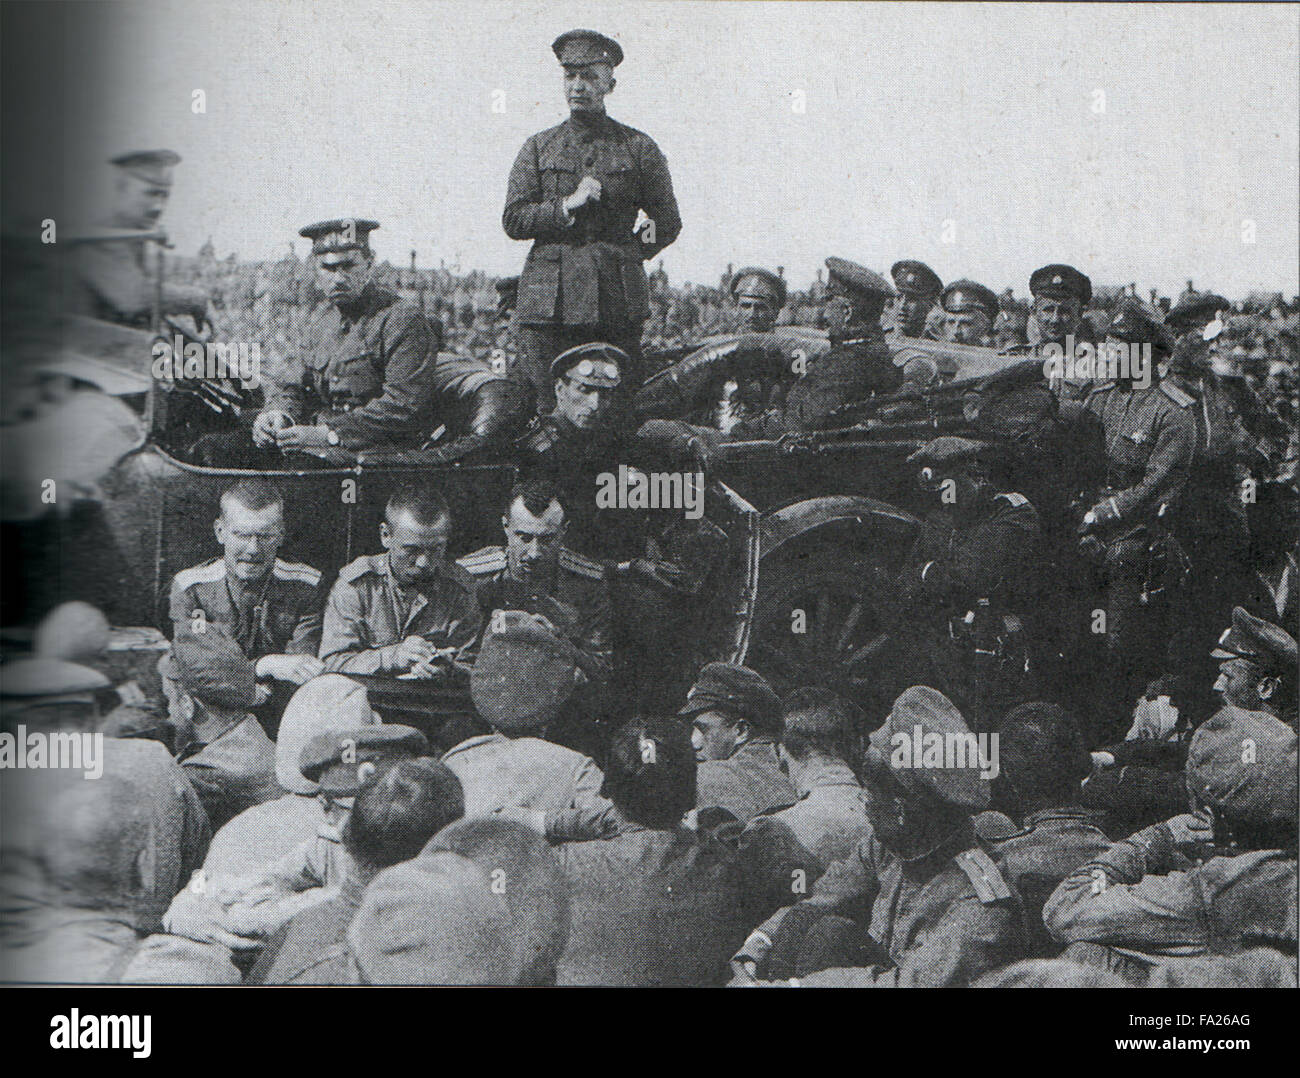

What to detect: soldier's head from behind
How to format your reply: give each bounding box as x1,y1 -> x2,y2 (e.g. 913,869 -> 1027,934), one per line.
471,617 -> 583,738
502,479 -> 567,585
551,342 -> 625,431
109,149 -> 178,230
300,218 -> 379,309
1029,264 -> 1091,346
383,486 -> 452,588
1211,606 -> 1297,720
601,718 -> 697,830
216,479 -> 285,583
1186,708 -> 1297,853
992,702 -> 1091,820
0,658 -> 110,735
730,267 -> 786,333
553,29 -> 622,116
890,261 -> 942,336
861,686 -> 990,860
940,280 -> 999,346
343,757 -> 465,883
778,686 -> 861,774
680,662 -> 781,762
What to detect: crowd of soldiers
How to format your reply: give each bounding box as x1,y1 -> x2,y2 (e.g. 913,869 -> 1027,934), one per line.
0,28 -> 1297,987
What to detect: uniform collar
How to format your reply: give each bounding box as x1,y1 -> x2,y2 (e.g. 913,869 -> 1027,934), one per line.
1022,805 -> 1101,828
793,757 -> 860,798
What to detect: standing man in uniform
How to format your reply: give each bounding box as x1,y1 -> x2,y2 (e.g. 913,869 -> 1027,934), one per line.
503,29 -> 682,410
240,219 -> 445,459
884,260 -> 942,338
729,267 -> 786,334
1078,305 -> 1197,742
938,279 -> 1000,347
68,149 -> 209,328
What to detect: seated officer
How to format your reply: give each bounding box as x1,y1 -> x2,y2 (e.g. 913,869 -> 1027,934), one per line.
884,260 -> 942,338
939,279 -> 999,346
320,486 -> 481,677
730,267 -> 786,334
165,479 -> 324,737
732,687 -> 1026,987
458,478 -> 612,683
249,218 -> 445,456
782,257 -> 902,430
681,662 -> 797,825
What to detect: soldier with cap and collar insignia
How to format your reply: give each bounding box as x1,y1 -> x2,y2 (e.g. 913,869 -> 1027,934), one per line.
938,279 -> 1000,347
1210,605 -> 1298,726
1077,302 -> 1197,739
458,478 -> 613,684
781,257 -> 903,431
239,218 -> 445,458
731,686 -> 1026,987
504,29 -> 682,410
884,260 -> 943,338
729,266 -> 787,334
68,149 -> 210,329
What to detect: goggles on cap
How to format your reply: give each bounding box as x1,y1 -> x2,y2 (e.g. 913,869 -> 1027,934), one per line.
567,359 -> 620,382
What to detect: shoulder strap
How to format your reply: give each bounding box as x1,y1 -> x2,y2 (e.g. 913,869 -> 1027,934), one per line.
954,847 -> 1014,904
458,546 -> 508,576
560,546 -> 606,580
1160,380 -> 1195,407
995,492 -> 1028,508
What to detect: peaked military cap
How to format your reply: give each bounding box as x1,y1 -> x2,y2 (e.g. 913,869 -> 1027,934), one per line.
0,658 -> 110,703
550,341 -> 625,387
867,686 -> 990,811
825,257 -> 896,301
471,614 -> 584,736
730,267 -> 786,309
1166,292 -> 1231,334
552,29 -> 623,67
110,149 -> 180,186
299,218 -> 380,255
891,260 -> 943,298
1211,606 -> 1298,681
678,662 -> 781,733
299,724 -> 430,798
940,279 -> 1000,319
1187,708 -> 1297,829
1029,264 -> 1092,306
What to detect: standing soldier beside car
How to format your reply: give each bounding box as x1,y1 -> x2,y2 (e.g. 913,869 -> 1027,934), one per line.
503,29 -> 682,409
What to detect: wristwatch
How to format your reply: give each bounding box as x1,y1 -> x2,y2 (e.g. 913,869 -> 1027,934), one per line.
325,427 -> 340,447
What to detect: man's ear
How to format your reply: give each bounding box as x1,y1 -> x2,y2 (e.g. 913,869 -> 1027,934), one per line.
1257,676 -> 1278,702
501,515 -> 510,536
608,76 -> 616,96
213,516 -> 225,544
380,521 -> 392,548
554,377 -> 566,398
733,718 -> 751,746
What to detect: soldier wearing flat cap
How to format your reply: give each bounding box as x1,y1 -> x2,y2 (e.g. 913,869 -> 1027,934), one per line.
243,218 -> 445,457
885,260 -> 942,338
680,662 -> 796,825
1211,605 -> 1297,725
504,29 -> 682,410
68,149 -> 210,328
939,279 -> 999,347
781,258 -> 903,431
1045,709 -> 1297,978
729,267 -> 787,334
884,437 -> 1044,729
733,686 -> 1026,987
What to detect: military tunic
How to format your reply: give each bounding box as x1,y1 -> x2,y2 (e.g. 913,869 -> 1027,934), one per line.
69,235 -> 208,327
458,544 -> 613,681
263,283 -> 445,450
167,556 -> 324,715
1044,824 -> 1298,968
781,331 -> 903,431
753,826 -> 1026,986
697,739 -> 797,825
319,554 -> 481,675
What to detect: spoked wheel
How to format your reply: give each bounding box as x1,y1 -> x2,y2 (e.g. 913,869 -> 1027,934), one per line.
750,548 -> 896,701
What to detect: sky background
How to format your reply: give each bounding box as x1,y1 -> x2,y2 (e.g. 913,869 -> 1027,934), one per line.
71,0 -> 1300,297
